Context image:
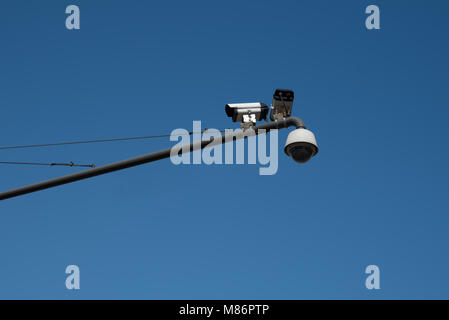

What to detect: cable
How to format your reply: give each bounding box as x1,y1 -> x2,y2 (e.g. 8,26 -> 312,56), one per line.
0,161 -> 95,168
0,129 -> 225,150
0,129 -> 231,169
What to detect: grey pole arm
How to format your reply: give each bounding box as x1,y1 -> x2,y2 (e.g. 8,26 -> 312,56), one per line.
0,117 -> 304,201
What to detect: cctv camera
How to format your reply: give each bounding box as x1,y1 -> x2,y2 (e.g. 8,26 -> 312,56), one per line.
284,128 -> 318,164
270,89 -> 294,121
225,102 -> 269,123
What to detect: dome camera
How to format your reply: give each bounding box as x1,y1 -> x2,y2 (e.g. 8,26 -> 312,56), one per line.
284,128 -> 318,164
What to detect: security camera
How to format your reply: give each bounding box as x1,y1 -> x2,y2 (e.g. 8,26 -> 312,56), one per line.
270,88 -> 294,121
225,102 -> 269,123
284,128 -> 318,164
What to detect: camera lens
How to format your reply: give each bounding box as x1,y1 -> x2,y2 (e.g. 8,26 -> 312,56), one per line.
287,145 -> 313,163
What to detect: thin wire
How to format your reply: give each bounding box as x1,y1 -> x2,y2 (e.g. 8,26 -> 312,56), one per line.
0,161 -> 95,168
0,129 -> 234,169
0,129 -> 226,150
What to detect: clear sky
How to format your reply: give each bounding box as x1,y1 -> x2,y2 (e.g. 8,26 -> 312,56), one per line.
0,0 -> 448,299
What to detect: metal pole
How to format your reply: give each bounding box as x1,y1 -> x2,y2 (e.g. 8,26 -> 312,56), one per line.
0,117 -> 304,201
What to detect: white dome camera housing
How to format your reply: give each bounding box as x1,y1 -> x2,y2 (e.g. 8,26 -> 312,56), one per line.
284,128 -> 318,164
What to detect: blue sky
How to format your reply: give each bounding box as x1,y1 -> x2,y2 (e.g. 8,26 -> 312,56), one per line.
0,0 -> 448,299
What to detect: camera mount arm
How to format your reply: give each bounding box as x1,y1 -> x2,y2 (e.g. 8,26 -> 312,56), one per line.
0,117 -> 305,201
